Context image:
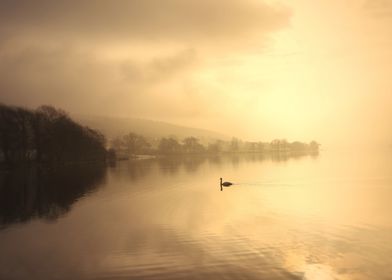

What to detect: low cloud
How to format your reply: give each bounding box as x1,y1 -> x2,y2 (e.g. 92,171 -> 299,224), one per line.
0,0 -> 291,131
0,0 -> 290,43
121,49 -> 197,85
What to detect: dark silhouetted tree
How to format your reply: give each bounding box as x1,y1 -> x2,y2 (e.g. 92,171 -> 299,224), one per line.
0,104 -> 107,166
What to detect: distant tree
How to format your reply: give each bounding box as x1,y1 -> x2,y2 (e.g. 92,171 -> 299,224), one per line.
182,137 -> 205,154
158,138 -> 182,155
271,139 -> 288,152
207,140 -> 223,154
290,141 -> 306,151
271,139 -> 280,151
123,132 -> 151,156
244,142 -> 257,153
280,139 -> 289,152
230,137 -> 240,152
309,141 -> 320,151
256,142 -> 264,153
110,137 -> 126,152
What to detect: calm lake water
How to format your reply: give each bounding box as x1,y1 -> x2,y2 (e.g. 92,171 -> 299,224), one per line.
1,150 -> 392,280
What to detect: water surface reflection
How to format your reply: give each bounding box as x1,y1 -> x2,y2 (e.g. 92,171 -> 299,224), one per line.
0,164 -> 106,228
1,151 -> 391,280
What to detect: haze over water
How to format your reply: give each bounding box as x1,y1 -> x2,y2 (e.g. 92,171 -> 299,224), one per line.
1,0 -> 392,147
1,1 -> 392,279
1,150 -> 391,280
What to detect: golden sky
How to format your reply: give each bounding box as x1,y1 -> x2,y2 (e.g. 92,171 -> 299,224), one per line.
0,0 -> 391,147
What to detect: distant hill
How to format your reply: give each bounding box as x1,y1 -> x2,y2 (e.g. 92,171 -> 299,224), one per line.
75,115 -> 227,143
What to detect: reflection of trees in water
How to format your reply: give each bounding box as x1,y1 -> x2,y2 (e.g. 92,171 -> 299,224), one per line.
270,150 -> 319,162
212,152 -> 317,165
183,157 -> 207,173
157,156 -> 207,175
208,155 -> 223,165
111,159 -> 155,182
0,151 -> 319,227
0,164 -> 106,228
156,152 -> 318,175
157,157 -> 182,175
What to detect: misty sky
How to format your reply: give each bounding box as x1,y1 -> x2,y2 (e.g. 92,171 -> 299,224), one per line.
0,0 -> 391,147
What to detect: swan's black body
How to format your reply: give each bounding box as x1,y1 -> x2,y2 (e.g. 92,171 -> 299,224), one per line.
220,178 -> 233,191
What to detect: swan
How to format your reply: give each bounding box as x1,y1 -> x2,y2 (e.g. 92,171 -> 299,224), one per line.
220,178 -> 233,191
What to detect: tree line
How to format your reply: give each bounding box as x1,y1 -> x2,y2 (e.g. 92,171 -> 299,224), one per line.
110,133 -> 320,158
0,103 -> 320,166
0,104 -> 108,167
